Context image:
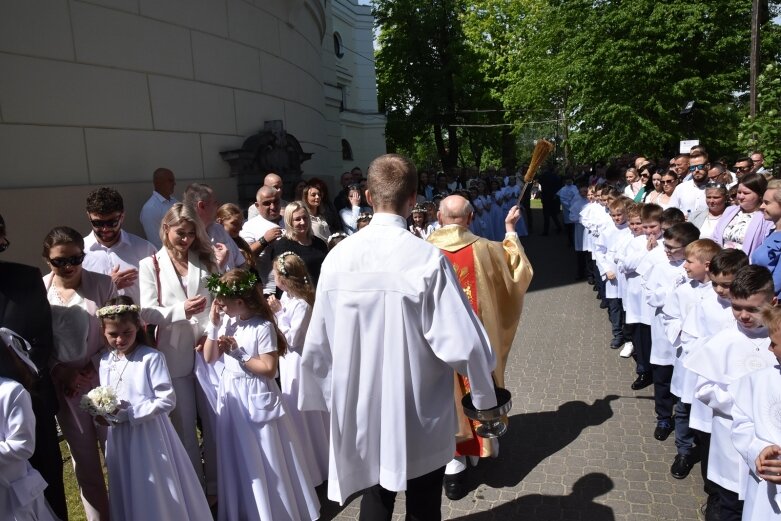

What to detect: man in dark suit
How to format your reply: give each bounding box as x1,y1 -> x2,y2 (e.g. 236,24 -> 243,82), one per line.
0,213 -> 68,520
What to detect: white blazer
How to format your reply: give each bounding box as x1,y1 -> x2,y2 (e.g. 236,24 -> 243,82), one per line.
138,248 -> 212,379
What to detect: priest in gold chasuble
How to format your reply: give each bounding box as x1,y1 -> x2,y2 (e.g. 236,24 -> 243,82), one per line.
427,195 -> 533,497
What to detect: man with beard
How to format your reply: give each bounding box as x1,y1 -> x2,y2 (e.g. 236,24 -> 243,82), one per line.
669,150 -> 710,216
82,187 -> 156,304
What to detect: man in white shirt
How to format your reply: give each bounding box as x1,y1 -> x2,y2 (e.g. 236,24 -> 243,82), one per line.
669,151 -> 709,217
139,168 -> 177,248
182,183 -> 245,270
82,187 -> 157,304
240,186 -> 284,255
247,172 -> 286,219
299,154 -> 498,520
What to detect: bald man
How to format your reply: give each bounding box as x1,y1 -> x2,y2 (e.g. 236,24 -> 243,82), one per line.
248,172 -> 287,219
140,167 -> 177,248
428,195 -> 533,499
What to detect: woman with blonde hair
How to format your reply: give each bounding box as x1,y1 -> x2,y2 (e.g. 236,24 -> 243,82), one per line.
258,201 -> 328,291
138,202 -> 219,505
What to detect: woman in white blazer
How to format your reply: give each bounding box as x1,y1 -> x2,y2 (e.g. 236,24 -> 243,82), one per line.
139,203 -> 218,500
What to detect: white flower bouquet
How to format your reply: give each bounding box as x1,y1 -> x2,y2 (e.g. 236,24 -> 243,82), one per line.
79,386 -> 118,417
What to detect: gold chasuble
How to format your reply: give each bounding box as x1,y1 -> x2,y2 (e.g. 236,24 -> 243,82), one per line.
428,225 -> 533,457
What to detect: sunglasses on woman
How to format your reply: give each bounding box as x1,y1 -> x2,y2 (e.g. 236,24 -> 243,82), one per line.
49,253 -> 86,268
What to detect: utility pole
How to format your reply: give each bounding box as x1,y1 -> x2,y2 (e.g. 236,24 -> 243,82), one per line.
750,0 -> 761,118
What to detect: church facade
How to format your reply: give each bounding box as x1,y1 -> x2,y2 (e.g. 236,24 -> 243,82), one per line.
0,0 -> 385,265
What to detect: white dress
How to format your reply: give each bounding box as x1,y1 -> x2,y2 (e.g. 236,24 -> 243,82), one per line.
0,378 -> 59,521
275,293 -> 330,486
98,346 -> 211,521
213,315 -> 320,521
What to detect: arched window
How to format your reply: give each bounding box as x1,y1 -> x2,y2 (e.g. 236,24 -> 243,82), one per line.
342,139 -> 353,161
333,32 -> 344,59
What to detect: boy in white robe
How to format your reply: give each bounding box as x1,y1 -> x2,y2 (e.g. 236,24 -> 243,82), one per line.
595,197 -> 631,348
614,203 -> 644,357
677,249 -> 747,518
299,154 -> 497,520
685,265 -> 779,521
642,222 -> 700,442
730,305 -> 781,520
570,184 -> 589,280
620,203 -> 664,390
664,239 -> 721,480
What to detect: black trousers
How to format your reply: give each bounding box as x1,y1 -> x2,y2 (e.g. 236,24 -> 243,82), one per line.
652,364 -> 675,422
631,324 -> 652,375
694,429 -> 717,496
359,466 -> 446,521
713,482 -> 743,521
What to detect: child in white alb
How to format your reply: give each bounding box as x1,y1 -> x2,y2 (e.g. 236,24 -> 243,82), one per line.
96,297 -> 211,521
268,251 -> 330,486
685,266 -> 779,521
204,269 -> 320,521
0,332 -> 59,521
730,305 -> 781,520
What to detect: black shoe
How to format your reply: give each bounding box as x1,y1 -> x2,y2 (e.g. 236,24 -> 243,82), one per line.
654,421 -> 674,441
670,454 -> 696,479
701,493 -> 721,521
443,471 -> 468,501
599,300 -> 608,309
631,373 -> 652,390
610,338 -> 623,349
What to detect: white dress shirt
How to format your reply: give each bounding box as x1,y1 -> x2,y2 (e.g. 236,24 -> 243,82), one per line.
139,191 -> 178,249
83,230 -> 157,304
669,180 -> 707,217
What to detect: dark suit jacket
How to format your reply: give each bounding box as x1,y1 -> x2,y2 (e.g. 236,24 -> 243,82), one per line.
0,261 -> 57,413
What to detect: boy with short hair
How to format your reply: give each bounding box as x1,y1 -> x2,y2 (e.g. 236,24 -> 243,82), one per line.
685,265 -> 779,521
679,248 -> 748,518
665,239 -> 721,480
614,202 -> 642,357
596,197 -> 632,348
620,203 -> 663,390
642,222 -> 701,442
730,305 -> 781,520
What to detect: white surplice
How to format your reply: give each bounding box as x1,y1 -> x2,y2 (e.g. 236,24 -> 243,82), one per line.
686,323 -> 777,493
643,259 -> 687,366
594,222 -> 628,299
667,280 -> 714,399
98,346 -> 211,521
617,235 -> 650,324
0,378 -> 59,521
730,365 -> 781,519
299,213 -> 498,504
275,292 -> 330,487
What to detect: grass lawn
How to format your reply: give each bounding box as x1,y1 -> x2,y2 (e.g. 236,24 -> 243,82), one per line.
529,198 -> 542,209
60,440 -> 99,521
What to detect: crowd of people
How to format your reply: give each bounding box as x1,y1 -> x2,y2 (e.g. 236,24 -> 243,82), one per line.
0,154 -> 534,521
558,146 -> 781,520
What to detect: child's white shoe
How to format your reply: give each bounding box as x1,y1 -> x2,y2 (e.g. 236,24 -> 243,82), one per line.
619,341 -> 634,358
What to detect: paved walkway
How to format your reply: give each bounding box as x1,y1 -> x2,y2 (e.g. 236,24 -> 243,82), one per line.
321,214 -> 705,520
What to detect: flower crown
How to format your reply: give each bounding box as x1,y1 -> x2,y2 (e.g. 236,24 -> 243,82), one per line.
276,251 -> 307,281
205,271 -> 258,298
97,304 -> 140,318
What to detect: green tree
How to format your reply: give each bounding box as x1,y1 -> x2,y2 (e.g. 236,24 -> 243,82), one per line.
739,62 -> 781,166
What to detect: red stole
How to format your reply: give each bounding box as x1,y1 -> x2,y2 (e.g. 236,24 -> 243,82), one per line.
442,246 -> 489,457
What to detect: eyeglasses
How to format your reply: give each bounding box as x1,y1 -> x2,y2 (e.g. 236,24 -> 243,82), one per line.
663,244 -> 684,252
48,253 -> 86,268
688,164 -> 708,172
735,165 -> 752,172
661,179 -> 677,184
640,173 -> 650,178
90,218 -> 121,229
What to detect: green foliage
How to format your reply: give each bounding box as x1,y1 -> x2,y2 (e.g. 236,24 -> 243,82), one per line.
375,0 -> 781,166
739,62 -> 781,166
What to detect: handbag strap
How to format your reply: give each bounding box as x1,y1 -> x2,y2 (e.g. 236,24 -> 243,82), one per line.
150,254 -> 162,306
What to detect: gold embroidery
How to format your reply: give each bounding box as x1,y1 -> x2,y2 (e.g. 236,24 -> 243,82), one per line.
453,263 -> 474,303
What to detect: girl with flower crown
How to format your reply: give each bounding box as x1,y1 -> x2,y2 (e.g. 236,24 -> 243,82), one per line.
267,252 -> 329,486
204,268 -> 320,521
95,296 -> 212,520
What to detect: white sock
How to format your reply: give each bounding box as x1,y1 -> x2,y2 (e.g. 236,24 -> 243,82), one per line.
445,456 -> 467,475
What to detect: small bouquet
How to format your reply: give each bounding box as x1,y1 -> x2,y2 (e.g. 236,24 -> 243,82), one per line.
79,386 -> 118,417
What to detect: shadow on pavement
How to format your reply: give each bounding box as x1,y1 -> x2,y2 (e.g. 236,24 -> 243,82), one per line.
468,395 -> 619,490
520,209 -> 584,294
452,473 -> 615,521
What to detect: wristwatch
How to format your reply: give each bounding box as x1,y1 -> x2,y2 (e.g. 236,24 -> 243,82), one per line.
258,237 -> 269,248
238,352 -> 252,366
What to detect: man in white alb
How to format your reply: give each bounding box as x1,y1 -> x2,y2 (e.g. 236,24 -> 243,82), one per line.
299,154 -> 498,520
82,187 -> 156,305
139,167 -> 177,248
